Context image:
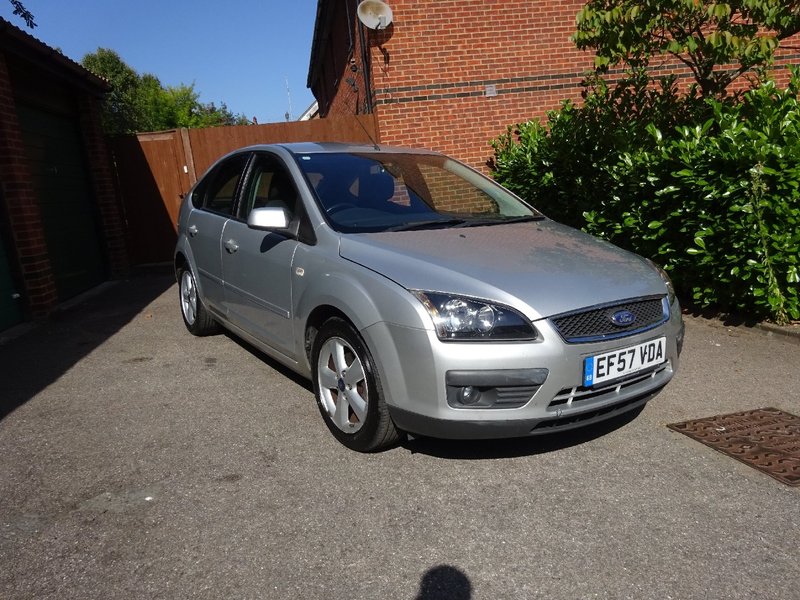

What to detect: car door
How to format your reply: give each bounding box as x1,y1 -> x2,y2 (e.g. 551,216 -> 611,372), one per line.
184,153 -> 250,313
221,152 -> 301,357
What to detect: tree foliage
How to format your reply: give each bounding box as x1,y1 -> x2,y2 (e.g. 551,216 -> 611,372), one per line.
81,48 -> 250,135
8,0 -> 35,28
573,0 -> 800,97
490,2 -> 800,322
491,71 -> 700,226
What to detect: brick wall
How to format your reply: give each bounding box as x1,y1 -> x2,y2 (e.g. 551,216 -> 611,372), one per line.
77,95 -> 129,278
326,0 -> 595,168
0,45 -> 129,321
321,1 -> 370,118
321,0 -> 800,172
0,51 -> 57,317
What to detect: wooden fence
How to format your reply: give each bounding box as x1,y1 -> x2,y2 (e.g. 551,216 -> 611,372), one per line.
110,114 -> 380,265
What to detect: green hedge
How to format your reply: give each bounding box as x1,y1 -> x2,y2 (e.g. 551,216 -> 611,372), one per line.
491,70 -> 800,323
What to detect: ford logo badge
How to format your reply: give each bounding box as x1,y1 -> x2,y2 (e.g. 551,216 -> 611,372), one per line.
610,309 -> 636,327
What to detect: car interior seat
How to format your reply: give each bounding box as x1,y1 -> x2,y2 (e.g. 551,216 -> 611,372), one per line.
263,170 -> 297,218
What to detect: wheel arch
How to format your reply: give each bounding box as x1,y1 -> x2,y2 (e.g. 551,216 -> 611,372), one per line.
304,305 -> 352,365
173,240 -> 207,302
174,251 -> 188,279
307,307 -> 402,451
296,267 -> 429,373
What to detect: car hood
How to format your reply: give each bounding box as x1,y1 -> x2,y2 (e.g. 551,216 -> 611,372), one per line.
339,220 -> 667,320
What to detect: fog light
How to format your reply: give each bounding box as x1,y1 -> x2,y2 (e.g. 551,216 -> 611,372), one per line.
459,386 -> 481,405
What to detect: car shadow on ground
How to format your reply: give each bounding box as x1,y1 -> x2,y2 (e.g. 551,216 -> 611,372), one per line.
224,332 -> 314,392
401,406 -> 645,459
0,268 -> 175,420
682,302 -> 759,327
222,325 -> 646,460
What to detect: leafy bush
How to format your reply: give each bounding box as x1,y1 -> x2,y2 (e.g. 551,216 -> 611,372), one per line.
491,72 -> 699,226
491,69 -> 800,323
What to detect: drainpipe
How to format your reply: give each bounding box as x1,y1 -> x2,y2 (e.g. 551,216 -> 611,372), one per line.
357,11 -> 374,114
344,0 -> 355,53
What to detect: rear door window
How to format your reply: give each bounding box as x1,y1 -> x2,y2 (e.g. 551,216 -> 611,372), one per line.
192,153 -> 250,216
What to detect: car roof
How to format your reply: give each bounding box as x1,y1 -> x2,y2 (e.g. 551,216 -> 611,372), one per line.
234,142 -> 440,156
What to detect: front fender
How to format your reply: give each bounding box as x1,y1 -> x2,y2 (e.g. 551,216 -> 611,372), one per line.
291,246 -> 431,369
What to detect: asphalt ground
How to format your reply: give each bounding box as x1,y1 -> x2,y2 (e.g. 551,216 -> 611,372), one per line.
1,271 -> 798,600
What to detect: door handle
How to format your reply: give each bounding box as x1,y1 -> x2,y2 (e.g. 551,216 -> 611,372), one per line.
224,239 -> 239,253
188,224 -> 198,237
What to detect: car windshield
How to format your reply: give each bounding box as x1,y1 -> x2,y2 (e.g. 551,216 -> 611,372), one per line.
294,151 -> 542,233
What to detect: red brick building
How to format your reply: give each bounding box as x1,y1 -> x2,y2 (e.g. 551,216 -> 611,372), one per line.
307,0 -> 800,170
0,19 -> 128,331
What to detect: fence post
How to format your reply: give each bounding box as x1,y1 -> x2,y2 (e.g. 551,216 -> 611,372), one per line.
179,128 -> 197,185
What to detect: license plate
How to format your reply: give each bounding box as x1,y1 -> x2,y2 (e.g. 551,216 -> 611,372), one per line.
583,337 -> 666,387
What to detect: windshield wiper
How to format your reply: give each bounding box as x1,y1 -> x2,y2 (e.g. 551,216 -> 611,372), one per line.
500,215 -> 545,223
385,218 -> 467,232
385,215 -> 543,232
453,215 -> 545,228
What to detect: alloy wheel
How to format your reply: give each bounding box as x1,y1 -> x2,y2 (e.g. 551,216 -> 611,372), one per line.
180,270 -> 197,325
316,336 -> 368,433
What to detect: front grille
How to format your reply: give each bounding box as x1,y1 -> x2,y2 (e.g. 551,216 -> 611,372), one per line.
549,363 -> 670,409
550,296 -> 667,343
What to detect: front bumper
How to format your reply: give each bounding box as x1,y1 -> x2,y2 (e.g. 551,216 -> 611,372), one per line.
361,300 -> 683,440
389,387 -> 658,439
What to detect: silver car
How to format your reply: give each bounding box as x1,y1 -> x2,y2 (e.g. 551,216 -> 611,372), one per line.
175,143 -> 684,451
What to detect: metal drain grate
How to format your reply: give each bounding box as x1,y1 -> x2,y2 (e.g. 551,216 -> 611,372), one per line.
668,407 -> 800,486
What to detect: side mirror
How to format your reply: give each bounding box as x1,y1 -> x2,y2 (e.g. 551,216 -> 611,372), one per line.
247,207 -> 298,237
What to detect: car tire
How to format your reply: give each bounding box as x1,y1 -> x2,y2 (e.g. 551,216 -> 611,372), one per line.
311,318 -> 401,452
178,267 -> 218,336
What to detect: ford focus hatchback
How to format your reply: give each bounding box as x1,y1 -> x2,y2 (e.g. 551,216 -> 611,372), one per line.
175,143 -> 684,451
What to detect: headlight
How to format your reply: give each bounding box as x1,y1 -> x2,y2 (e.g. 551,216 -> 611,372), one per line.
645,258 -> 676,304
412,291 -> 537,341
